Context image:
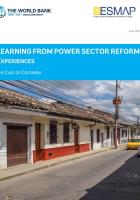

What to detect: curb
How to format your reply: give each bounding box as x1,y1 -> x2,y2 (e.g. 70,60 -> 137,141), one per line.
0,145 -> 126,181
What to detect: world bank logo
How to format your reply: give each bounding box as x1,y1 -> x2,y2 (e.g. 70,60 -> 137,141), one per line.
0,6 -> 6,18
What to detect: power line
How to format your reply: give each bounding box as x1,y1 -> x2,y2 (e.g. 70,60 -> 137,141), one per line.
0,80 -> 89,108
0,80 -> 123,115
0,80 -> 113,109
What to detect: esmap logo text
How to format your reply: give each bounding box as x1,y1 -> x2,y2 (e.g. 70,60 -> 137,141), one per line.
93,6 -> 136,17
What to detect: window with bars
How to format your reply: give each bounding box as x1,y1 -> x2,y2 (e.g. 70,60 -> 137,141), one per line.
50,122 -> 57,144
63,124 -> 69,143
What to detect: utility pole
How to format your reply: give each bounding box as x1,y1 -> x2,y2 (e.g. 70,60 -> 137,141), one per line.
113,80 -> 121,149
114,80 -> 118,149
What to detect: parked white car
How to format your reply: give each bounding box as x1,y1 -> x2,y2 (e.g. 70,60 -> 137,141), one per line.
137,146 -> 140,157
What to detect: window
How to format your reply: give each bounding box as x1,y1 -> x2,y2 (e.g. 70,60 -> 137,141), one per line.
63,124 -> 69,143
107,127 -> 110,139
97,129 -> 100,143
131,130 -> 133,138
50,122 -> 57,144
122,129 -> 124,138
125,130 -> 127,137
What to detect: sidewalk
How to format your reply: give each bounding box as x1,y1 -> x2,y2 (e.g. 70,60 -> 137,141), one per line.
0,144 -> 126,181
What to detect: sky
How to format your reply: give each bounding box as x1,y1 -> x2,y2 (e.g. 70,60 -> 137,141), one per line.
0,80 -> 140,123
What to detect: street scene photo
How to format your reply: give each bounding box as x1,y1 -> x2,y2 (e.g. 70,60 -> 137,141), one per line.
0,80 -> 140,200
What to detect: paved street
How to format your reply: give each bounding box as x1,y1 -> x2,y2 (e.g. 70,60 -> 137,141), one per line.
0,148 -> 139,200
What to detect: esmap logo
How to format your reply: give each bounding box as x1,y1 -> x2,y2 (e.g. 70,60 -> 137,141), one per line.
93,6 -> 136,17
0,5 -> 51,18
0,6 -> 6,18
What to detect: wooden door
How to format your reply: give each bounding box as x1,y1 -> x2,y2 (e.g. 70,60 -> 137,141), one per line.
111,131 -> 114,146
117,128 -> 120,144
35,123 -> 41,161
90,130 -> 94,150
7,126 -> 27,167
101,132 -> 104,148
113,128 -> 116,145
74,129 -> 79,152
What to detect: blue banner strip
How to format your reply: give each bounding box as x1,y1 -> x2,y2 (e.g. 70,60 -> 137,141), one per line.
0,44 -> 140,80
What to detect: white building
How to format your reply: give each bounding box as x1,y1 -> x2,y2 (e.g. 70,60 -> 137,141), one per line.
0,89 -> 133,169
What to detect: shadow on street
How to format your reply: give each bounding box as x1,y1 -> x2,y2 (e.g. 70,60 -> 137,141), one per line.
80,152 -> 140,200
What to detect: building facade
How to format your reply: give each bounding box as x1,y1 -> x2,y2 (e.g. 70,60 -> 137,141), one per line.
0,89 -> 133,169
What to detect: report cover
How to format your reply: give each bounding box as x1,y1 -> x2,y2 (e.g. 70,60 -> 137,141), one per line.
0,1 -> 140,200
